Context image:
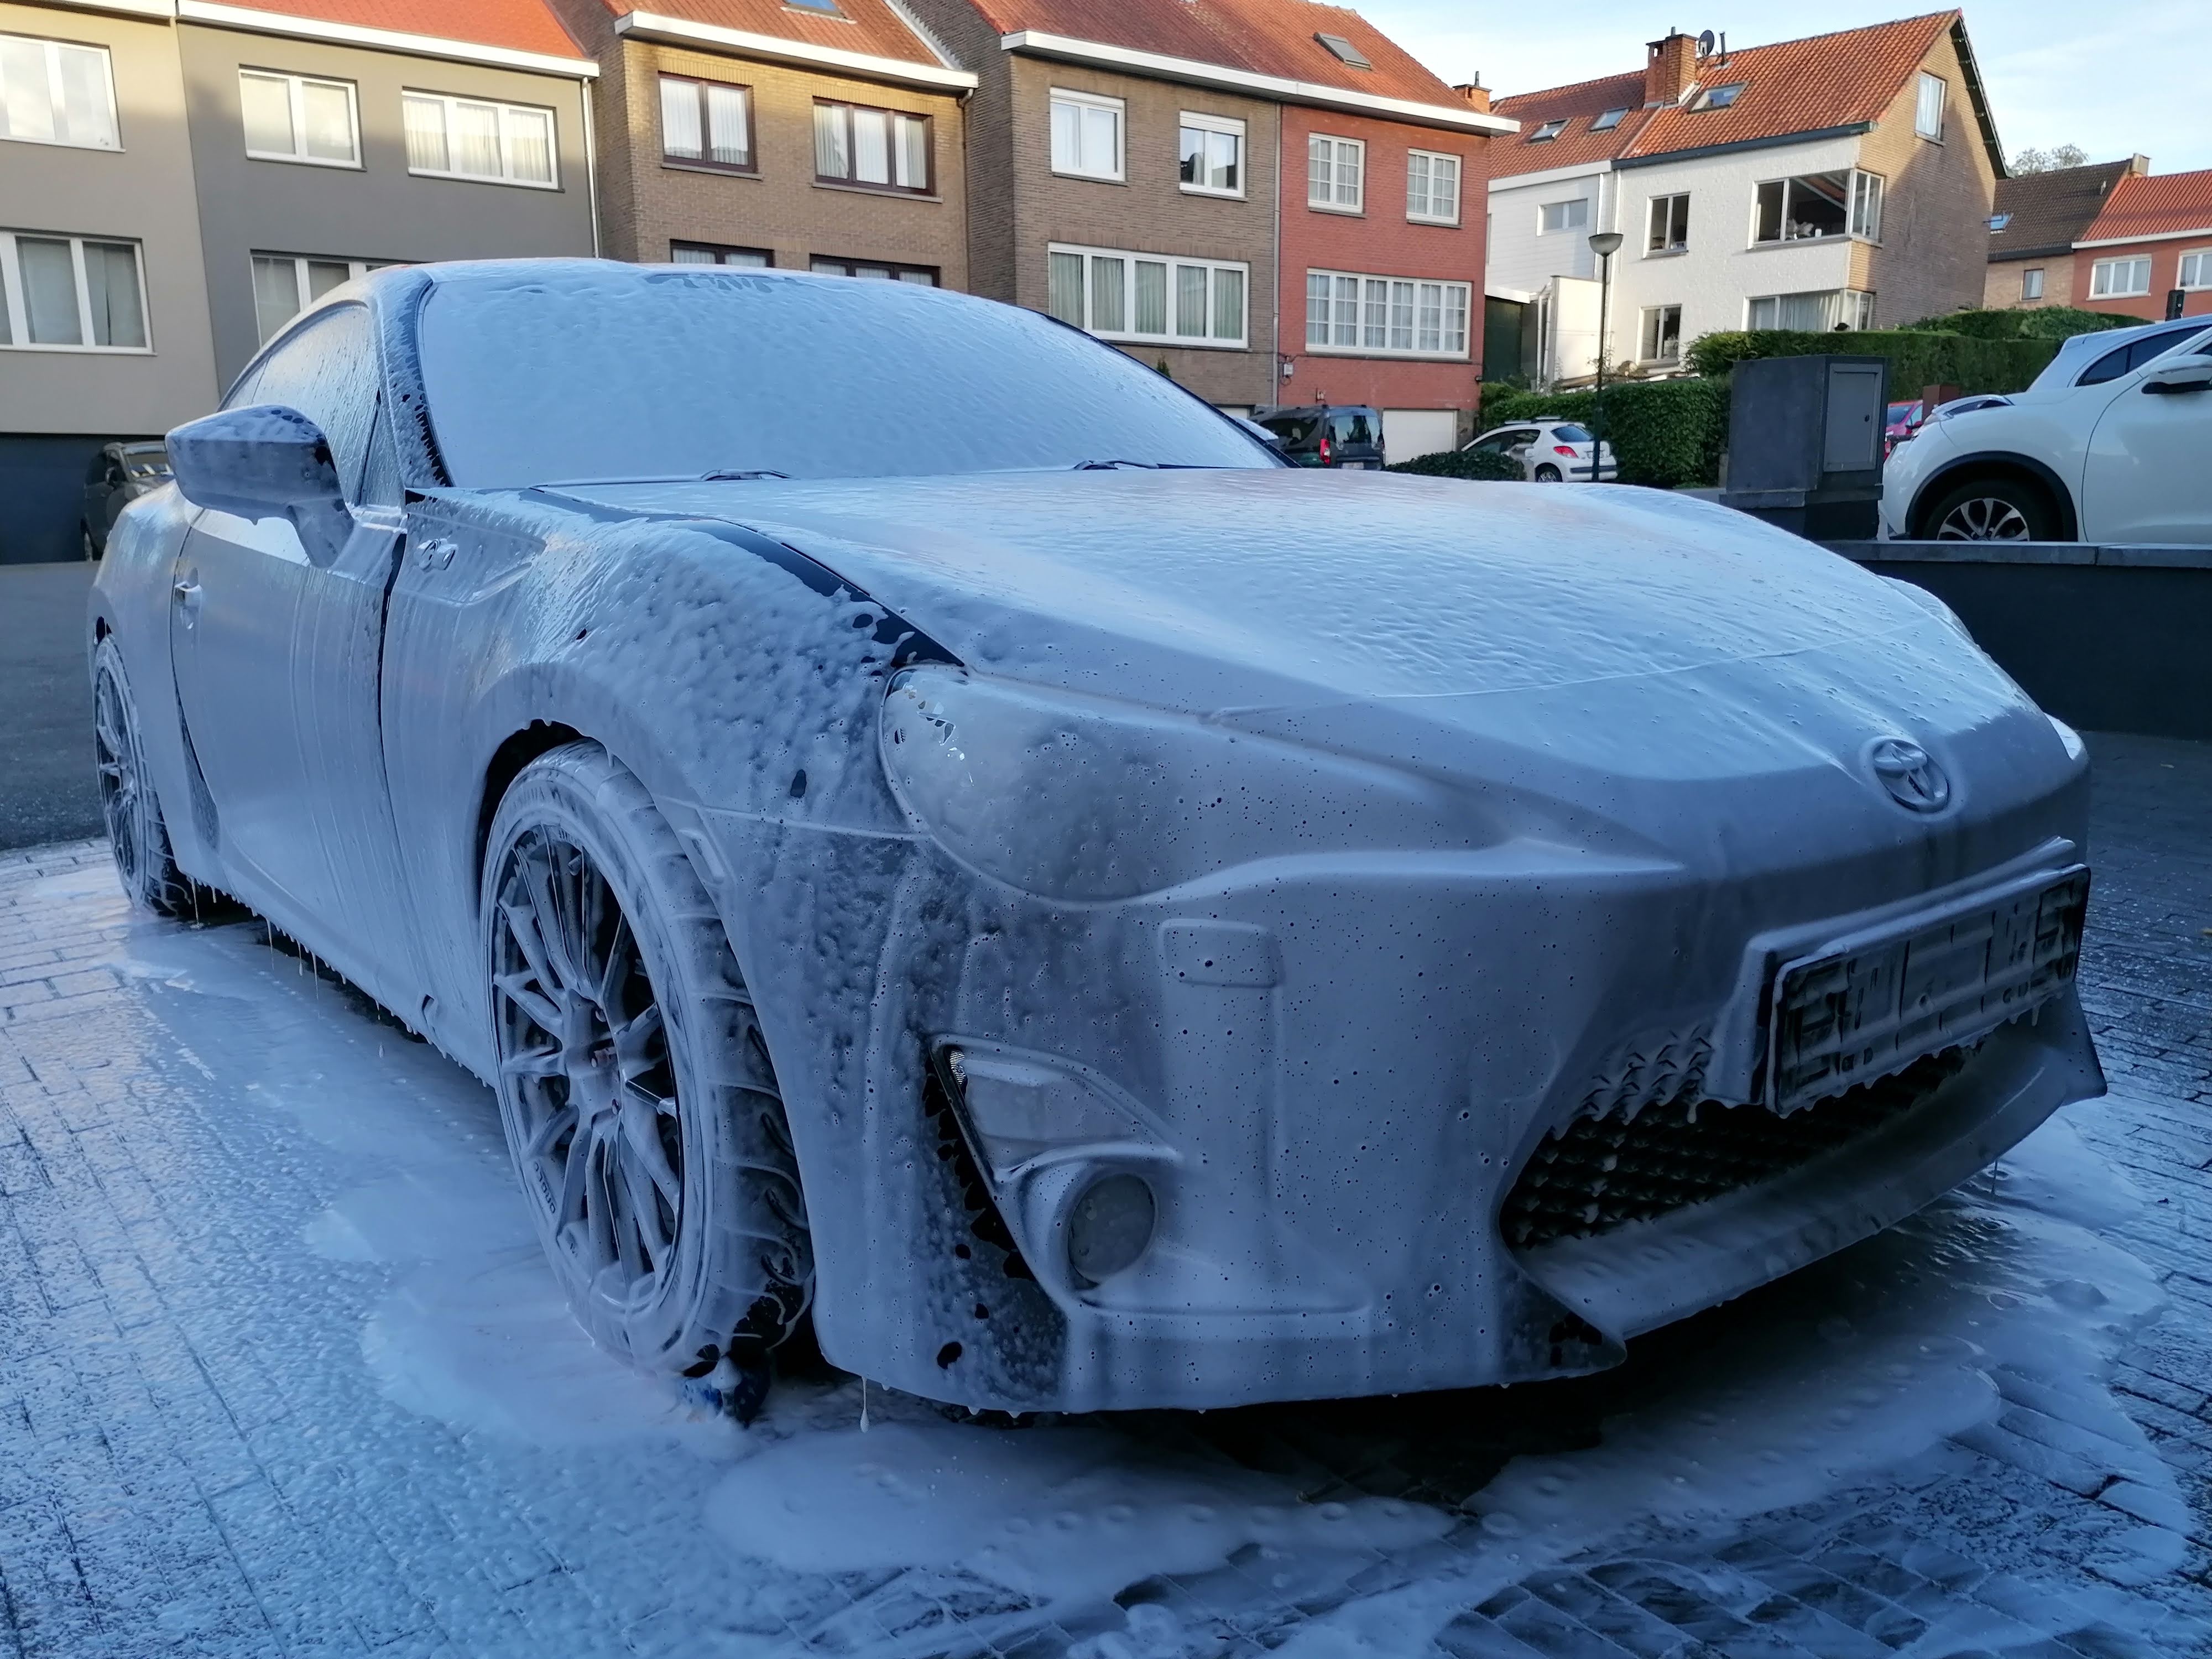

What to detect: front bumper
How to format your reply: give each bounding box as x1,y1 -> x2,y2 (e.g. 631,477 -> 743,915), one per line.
704,797 -> 2104,1413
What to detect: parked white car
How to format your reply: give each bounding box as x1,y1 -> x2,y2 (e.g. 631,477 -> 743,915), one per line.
1463,419 -> 1617,482
1882,317 -> 2212,544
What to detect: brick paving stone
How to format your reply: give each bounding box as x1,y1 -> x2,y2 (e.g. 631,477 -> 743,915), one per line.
0,733 -> 2208,1656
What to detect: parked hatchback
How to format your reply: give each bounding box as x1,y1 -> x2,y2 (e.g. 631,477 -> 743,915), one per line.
1254,405 -> 1386,469
81,441 -> 171,559
1463,420 -> 1616,482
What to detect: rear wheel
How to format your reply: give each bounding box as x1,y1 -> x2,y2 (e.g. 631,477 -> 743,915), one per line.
93,637 -> 195,916
1534,464 -> 1563,483
1923,473 -> 2059,541
483,744 -> 812,1413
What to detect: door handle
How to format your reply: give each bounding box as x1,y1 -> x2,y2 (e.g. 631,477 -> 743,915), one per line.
172,576 -> 202,622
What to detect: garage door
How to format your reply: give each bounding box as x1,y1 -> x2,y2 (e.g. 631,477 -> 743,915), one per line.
1381,409 -> 1459,464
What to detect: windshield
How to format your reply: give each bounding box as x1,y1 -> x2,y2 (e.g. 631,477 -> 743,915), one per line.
415,267 -> 1276,487
1259,413 -> 1320,446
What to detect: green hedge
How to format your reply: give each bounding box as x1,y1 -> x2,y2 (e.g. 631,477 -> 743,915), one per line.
1898,306 -> 2131,342
1477,377 -> 1730,489
1387,447 -> 1525,482
1685,329 -> 2056,394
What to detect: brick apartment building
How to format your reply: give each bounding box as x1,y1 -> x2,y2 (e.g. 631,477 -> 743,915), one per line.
898,0 -> 1511,455
2068,166 -> 2212,322
1983,155 -> 2143,311
544,0 -> 974,285
1489,14 -> 2002,386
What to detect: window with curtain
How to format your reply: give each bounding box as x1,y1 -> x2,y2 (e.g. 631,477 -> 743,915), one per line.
660,75 -> 751,171
2089,257 -> 2151,298
1405,150 -> 1460,224
808,258 -> 936,284
0,33 -> 119,149
403,92 -> 556,187
1178,112 -> 1242,196
813,100 -> 931,192
1746,289 -> 1874,330
0,232 -> 147,349
1303,269 -> 1468,356
1046,243 -> 1246,347
671,242 -> 770,267
238,70 -> 356,165
1308,134 -> 1363,210
2179,251 -> 2210,291
249,253 -> 395,343
1915,72 -> 1945,139
1049,90 -> 1121,180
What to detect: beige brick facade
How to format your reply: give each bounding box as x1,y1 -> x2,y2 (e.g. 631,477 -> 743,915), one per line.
1848,27 -> 1996,327
550,4 -> 969,286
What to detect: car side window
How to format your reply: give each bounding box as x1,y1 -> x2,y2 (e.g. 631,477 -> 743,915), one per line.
244,304 -> 383,504
1335,412 -> 1375,446
2079,327 -> 2212,388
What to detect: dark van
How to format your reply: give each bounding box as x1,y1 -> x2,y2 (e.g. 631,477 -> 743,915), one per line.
1254,405 -> 1386,469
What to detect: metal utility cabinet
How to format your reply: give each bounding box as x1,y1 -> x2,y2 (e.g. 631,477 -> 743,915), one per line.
1721,354 -> 1890,539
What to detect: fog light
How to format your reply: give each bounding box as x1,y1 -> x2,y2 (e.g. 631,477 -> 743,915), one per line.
1067,1172 -> 1156,1283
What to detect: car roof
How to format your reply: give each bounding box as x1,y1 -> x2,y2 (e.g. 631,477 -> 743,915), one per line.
2034,316 -> 2212,388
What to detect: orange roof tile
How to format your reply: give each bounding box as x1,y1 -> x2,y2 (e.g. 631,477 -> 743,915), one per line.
982,0 -> 1478,113
2079,169 -> 2212,244
212,0 -> 591,62
590,0 -> 944,67
1492,12 -> 1959,180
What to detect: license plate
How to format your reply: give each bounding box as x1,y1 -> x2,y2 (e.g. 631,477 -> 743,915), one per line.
1767,867 -> 2089,1110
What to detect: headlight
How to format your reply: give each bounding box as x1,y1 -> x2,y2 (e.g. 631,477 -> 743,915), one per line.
879,666 -> 1498,900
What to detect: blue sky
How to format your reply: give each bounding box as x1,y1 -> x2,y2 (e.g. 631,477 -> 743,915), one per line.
1359,3 -> 2209,174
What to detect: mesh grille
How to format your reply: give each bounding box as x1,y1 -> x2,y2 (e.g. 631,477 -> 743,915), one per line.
1500,1046 -> 1970,1253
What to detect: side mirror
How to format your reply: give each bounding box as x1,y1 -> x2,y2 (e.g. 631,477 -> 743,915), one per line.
2142,355 -> 2212,395
168,404 -> 351,555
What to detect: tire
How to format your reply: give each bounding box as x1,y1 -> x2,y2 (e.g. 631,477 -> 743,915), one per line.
483,743 -> 812,1402
82,524 -> 100,562
1534,464 -> 1563,483
93,637 -> 196,916
1922,473 -> 2059,542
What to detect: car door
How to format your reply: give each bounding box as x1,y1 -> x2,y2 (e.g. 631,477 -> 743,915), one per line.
167,304 -> 424,1003
2080,336 -> 2212,545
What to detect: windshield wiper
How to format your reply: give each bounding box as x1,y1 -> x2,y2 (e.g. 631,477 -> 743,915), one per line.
698,468 -> 789,481
533,468 -> 791,488
1070,460 -> 1235,471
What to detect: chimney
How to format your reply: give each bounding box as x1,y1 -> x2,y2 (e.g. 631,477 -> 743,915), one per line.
1455,79 -> 1491,114
2126,153 -> 2151,176
1645,30 -> 1695,107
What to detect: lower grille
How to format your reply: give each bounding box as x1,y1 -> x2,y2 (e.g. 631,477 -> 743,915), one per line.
1500,1045 -> 1970,1253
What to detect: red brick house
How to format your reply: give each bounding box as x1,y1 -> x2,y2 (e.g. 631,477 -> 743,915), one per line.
2070,168 -> 2212,322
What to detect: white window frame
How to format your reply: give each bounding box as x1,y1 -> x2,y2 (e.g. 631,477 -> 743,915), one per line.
1751,169 -> 1884,246
0,230 -> 150,353
1046,242 -> 1247,349
1849,169 -> 1884,242
1048,88 -> 1123,182
2090,255 -> 2152,299
1745,289 -> 1875,331
1538,197 -> 1588,235
1405,148 -> 1460,226
2177,250 -> 2211,292
1915,72 -> 1945,140
0,33 -> 119,152
1308,133 -> 1364,213
238,69 -> 359,168
250,253 -> 392,344
1646,192 -> 1688,254
1177,109 -> 1244,199
1303,268 -> 1470,359
2021,267 -> 2044,301
1639,304 -> 1683,363
401,91 -> 559,189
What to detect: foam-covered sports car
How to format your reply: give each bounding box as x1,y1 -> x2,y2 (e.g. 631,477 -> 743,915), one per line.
89,261 -> 2103,1416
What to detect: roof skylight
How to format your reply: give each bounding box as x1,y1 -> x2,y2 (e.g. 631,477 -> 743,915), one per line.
1591,107 -> 1627,131
1689,82 -> 1745,111
1529,118 -> 1567,142
1314,33 -> 1372,70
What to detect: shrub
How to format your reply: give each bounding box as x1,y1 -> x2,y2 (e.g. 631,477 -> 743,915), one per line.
1898,306 -> 2131,342
1684,328 -> 2056,395
1388,447 -> 1524,481
1478,377 -> 1730,488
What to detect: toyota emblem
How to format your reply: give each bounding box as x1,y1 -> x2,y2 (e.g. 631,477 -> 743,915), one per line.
1866,738 -> 1951,812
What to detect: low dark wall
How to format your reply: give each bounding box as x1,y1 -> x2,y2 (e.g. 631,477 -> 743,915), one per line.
1827,542 -> 2212,742
0,435 -> 149,565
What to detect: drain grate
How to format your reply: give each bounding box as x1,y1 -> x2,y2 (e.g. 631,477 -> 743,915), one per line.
1500,1046 -> 1969,1252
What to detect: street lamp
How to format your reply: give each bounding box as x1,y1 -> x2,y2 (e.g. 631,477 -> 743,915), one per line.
1587,230 -> 1624,483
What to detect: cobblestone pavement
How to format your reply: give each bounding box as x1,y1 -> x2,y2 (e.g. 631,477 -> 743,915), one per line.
2,733 -> 2209,1658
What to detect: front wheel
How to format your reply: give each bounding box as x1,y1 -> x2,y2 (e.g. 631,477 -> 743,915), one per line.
93,637 -> 195,915
483,744 -> 812,1408
1923,474 -> 2059,541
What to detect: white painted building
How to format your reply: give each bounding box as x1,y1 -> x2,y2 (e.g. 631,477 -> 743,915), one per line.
1486,15 -> 2002,387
